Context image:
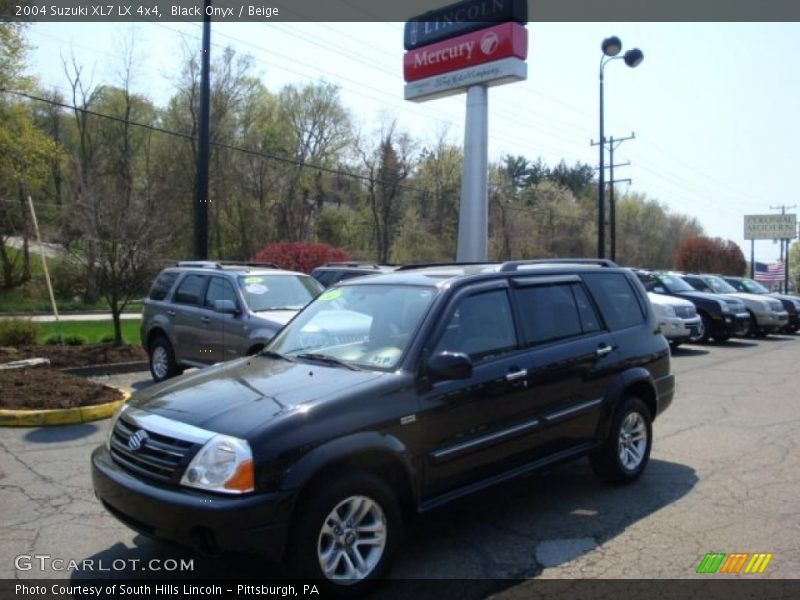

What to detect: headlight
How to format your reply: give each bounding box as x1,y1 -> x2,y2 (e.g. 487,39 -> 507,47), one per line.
719,301 -> 731,313
181,435 -> 254,494
106,403 -> 128,450
652,303 -> 676,318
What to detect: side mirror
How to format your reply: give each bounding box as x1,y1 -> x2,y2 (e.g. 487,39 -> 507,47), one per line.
426,351 -> 473,383
213,299 -> 239,314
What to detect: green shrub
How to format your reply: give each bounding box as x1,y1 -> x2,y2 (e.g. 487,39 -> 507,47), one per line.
62,334 -> 87,346
43,334 -> 64,345
51,258 -> 86,300
99,333 -> 116,344
0,319 -> 40,346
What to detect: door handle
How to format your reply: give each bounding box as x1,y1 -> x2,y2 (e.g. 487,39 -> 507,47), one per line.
596,344 -> 613,357
166,310 -> 177,317
506,369 -> 528,382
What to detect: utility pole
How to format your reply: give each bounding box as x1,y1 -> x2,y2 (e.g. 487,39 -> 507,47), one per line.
194,0 -> 212,260
593,132 -> 634,261
770,204 -> 797,293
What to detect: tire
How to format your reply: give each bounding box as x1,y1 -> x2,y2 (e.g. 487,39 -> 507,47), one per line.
148,335 -> 183,382
690,314 -> 710,343
746,311 -> 757,338
668,340 -> 681,350
289,471 -> 402,597
590,396 -> 653,485
714,334 -> 730,343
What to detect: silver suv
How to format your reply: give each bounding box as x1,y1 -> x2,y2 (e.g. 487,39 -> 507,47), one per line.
141,261 -> 323,381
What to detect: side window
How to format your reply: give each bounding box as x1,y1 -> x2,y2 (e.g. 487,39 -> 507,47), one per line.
312,271 -> 336,287
204,277 -> 239,309
572,284 -> 602,333
172,274 -> 208,306
515,283 -> 582,345
148,271 -> 179,301
582,273 -> 645,331
432,289 -> 517,362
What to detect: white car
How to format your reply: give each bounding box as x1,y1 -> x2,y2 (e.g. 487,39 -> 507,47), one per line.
648,292 -> 703,347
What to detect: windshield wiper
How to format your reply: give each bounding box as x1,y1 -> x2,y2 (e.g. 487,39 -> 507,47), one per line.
258,350 -> 295,362
295,353 -> 360,371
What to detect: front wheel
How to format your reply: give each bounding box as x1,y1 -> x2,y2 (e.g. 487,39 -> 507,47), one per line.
590,396 -> 653,484
689,314 -> 710,343
290,471 -> 401,597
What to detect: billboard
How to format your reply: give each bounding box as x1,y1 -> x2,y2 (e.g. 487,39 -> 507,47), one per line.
404,22 -> 527,82
743,214 -> 797,240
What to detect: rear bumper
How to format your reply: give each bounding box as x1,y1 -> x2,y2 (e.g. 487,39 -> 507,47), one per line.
92,446 -> 295,561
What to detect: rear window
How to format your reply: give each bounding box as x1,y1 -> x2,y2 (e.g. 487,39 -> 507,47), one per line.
148,271 -> 179,301
582,273 -> 645,331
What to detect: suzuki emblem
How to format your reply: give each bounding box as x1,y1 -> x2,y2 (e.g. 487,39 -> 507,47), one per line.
127,429 -> 149,451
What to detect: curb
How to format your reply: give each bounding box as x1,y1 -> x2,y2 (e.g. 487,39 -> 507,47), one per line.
0,388 -> 131,427
61,361 -> 149,376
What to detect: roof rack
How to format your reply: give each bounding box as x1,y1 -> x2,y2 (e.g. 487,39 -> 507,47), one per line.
176,260 -> 279,270
499,258 -> 619,272
322,262 -> 381,269
395,261 -> 497,271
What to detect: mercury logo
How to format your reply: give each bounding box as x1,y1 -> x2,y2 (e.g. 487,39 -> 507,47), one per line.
480,31 -> 499,55
127,429 -> 149,452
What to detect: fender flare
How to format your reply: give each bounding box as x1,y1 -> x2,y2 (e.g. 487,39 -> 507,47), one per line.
595,367 -> 657,441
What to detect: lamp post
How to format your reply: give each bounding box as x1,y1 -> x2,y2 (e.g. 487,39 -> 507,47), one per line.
597,36 -> 643,259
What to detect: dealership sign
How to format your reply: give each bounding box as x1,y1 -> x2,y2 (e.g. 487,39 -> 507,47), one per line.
404,22 -> 527,82
404,0 -> 527,50
744,214 -> 798,240
405,57 -> 527,102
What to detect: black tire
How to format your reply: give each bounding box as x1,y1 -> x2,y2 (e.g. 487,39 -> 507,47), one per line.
148,335 -> 183,382
590,396 -> 653,485
289,471 -> 402,597
746,311 -> 757,338
693,314 -> 711,343
714,334 -> 730,343
669,340 -> 682,350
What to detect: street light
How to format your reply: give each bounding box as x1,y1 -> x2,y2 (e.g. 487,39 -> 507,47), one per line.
597,36 -> 644,259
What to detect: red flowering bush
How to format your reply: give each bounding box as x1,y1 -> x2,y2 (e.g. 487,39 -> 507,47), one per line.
251,242 -> 348,274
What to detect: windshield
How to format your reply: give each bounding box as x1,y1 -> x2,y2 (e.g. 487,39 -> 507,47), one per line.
238,274 -> 322,312
656,273 -> 694,292
702,276 -> 737,293
739,278 -> 769,294
268,284 -> 437,371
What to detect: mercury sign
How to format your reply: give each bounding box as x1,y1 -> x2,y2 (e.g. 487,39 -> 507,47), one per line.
743,214 -> 798,240
404,22 -> 527,82
404,0 -> 527,49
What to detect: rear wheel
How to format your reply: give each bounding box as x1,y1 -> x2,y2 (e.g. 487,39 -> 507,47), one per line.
590,396 -> 652,484
289,471 -> 401,597
149,336 -> 182,382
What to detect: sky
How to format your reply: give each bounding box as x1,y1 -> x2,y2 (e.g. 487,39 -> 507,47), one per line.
23,20 -> 800,263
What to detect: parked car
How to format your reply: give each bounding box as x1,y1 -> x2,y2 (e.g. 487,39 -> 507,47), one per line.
647,292 -> 702,348
722,276 -> 800,334
635,270 -> 749,342
680,274 -> 789,337
94,258 -> 673,593
140,261 -> 323,382
310,262 -> 398,288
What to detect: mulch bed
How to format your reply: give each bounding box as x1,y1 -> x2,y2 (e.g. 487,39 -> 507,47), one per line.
0,343 -> 147,369
0,367 -> 124,410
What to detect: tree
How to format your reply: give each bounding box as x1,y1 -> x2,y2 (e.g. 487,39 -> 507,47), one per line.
788,240 -> 800,292
674,236 -> 747,275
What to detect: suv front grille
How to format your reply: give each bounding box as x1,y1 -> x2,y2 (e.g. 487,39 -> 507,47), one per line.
110,418 -> 195,483
769,300 -> 783,312
674,306 -> 696,319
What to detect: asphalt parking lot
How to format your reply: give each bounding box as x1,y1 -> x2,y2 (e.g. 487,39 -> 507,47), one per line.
1,336 -> 799,594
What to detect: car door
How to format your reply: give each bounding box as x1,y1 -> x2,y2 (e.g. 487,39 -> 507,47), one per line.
509,276 -> 617,458
418,283 -> 534,499
170,273 -> 210,364
201,276 -> 243,363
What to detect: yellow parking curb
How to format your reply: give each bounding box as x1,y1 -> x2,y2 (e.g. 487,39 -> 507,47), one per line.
0,388 -> 130,427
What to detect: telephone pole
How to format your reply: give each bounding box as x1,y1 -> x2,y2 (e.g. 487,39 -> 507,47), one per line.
770,204 -> 796,293
592,132 -> 634,261
194,0 -> 212,260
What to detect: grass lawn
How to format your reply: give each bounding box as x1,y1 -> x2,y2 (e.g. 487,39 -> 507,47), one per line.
37,319 -> 142,345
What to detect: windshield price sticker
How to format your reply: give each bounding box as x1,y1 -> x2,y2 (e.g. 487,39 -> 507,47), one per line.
319,289 -> 343,302
245,284 -> 268,295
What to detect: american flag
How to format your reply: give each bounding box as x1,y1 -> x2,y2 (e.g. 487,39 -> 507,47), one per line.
754,261 -> 785,283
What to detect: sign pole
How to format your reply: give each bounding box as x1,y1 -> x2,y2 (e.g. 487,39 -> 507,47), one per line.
750,240 -> 754,279
457,84 -> 489,262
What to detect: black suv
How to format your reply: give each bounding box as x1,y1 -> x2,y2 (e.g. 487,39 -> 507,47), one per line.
635,270 -> 749,342
310,262 -> 398,288
93,260 -> 674,593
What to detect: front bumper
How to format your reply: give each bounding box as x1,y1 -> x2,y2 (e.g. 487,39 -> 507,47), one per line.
659,315 -> 702,342
92,446 -> 295,561
709,312 -> 750,338
753,310 -> 790,332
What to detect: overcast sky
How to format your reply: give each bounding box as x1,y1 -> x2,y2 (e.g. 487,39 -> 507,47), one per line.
24,20 -> 800,262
